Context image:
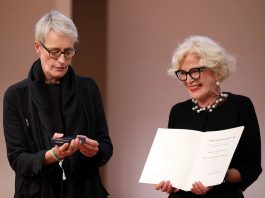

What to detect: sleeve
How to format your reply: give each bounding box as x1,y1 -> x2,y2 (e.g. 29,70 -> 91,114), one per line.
86,78 -> 113,166
3,86 -> 50,177
234,97 -> 262,190
168,104 -> 180,128
167,107 -> 175,128
167,103 -> 187,129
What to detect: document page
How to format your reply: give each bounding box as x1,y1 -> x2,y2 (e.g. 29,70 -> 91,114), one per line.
139,126 -> 244,191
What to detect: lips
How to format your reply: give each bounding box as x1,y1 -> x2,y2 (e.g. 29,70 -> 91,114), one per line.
189,84 -> 202,92
53,66 -> 67,71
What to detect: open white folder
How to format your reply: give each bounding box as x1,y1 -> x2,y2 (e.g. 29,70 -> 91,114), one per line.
139,126 -> 244,191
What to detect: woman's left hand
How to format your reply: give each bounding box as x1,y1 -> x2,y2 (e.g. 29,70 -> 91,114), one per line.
155,180 -> 179,193
75,135 -> 99,157
191,182 -> 212,195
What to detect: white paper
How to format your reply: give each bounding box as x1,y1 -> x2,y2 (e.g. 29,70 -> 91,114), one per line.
139,126 -> 244,191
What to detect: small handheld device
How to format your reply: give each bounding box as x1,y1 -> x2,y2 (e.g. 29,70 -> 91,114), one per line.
51,136 -> 86,146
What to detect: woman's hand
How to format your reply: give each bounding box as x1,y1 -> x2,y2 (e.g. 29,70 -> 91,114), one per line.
154,180 -> 212,195
225,168 -> 242,183
155,180 -> 179,193
191,182 -> 212,195
44,133 -> 79,165
52,133 -> 79,159
75,135 -> 99,157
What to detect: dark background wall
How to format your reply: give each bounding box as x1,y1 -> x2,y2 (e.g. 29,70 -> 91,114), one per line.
72,0 -> 107,101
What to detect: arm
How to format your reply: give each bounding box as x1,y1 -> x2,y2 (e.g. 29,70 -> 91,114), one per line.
81,78 -> 113,166
232,97 -> 262,190
3,86 -> 49,177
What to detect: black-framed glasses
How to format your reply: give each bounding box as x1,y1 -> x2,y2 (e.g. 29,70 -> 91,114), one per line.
175,66 -> 208,81
39,41 -> 77,60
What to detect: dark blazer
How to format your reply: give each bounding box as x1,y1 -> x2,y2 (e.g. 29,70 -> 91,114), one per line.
3,59 -> 113,198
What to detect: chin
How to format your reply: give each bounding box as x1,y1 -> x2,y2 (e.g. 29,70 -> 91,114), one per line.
55,70 -> 67,77
188,87 -> 205,99
189,91 -> 199,99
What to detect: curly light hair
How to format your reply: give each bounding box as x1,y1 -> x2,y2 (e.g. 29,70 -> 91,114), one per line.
168,36 -> 236,82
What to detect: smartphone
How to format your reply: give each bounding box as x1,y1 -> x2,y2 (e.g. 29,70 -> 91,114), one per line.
51,136 -> 86,146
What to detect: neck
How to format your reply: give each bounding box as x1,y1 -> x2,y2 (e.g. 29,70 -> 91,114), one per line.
45,78 -> 61,84
192,91 -> 228,113
197,94 -> 219,108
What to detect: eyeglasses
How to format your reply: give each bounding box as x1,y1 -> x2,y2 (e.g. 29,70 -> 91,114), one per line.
175,66 -> 208,81
39,41 -> 77,60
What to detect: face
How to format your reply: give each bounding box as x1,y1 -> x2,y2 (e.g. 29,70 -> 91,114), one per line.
34,30 -> 75,84
179,53 -> 218,104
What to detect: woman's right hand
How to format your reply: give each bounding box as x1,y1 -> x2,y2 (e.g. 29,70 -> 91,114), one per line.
155,180 -> 179,193
52,133 -> 79,159
43,133 -> 78,165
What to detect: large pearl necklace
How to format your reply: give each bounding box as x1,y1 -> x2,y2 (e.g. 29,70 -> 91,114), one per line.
192,91 -> 228,113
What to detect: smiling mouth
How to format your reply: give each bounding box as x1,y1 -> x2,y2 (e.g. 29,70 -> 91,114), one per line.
189,84 -> 202,91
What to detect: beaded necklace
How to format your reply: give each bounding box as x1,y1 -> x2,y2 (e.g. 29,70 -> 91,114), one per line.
192,91 -> 228,113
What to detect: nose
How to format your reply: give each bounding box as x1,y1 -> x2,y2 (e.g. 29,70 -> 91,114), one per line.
57,53 -> 66,63
186,74 -> 194,82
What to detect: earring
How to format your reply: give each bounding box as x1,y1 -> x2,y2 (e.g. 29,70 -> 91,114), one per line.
216,81 -> 220,86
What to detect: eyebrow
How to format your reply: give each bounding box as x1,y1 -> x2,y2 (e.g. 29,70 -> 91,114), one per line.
179,66 -> 204,72
48,47 -> 75,51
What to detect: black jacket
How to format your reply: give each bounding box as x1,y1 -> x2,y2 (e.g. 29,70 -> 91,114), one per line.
3,59 -> 113,198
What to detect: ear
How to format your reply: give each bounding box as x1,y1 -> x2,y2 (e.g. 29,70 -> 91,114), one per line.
34,40 -> 41,54
215,72 -> 221,82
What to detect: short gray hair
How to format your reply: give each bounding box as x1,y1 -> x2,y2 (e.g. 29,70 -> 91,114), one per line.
35,10 -> 78,45
168,36 -> 236,82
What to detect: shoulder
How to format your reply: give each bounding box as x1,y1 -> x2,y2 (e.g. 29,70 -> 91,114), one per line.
3,79 -> 29,109
226,93 -> 257,116
171,99 -> 192,109
4,79 -> 28,99
77,76 -> 98,89
77,75 -> 95,83
227,92 -> 254,105
76,76 -> 102,98
170,99 -> 192,113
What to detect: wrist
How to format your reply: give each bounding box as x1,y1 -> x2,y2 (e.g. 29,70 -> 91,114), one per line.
50,148 -> 62,161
